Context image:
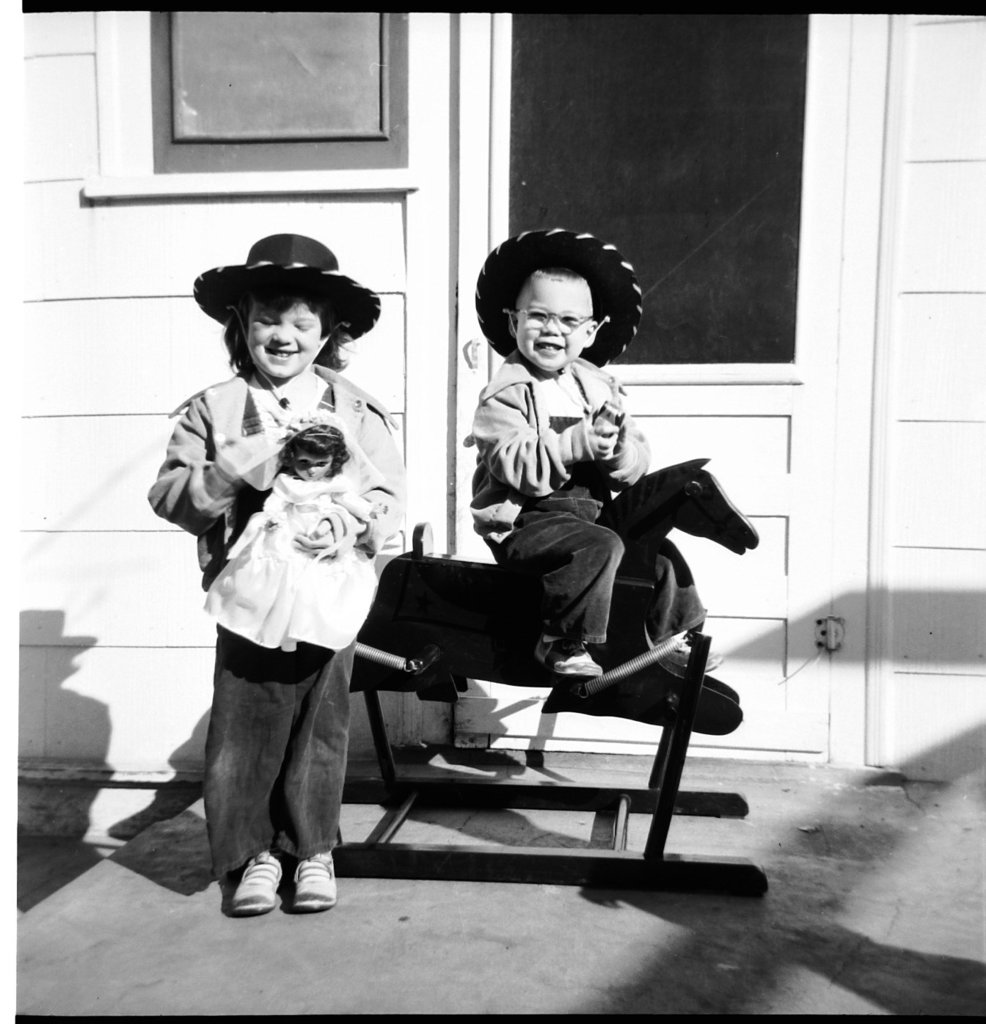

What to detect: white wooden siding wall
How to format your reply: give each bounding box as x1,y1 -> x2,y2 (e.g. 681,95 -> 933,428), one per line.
872,15 -> 986,780
21,11 -> 985,782
20,12 -> 413,776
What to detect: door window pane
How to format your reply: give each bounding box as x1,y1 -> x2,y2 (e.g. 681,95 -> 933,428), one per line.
510,14 -> 808,364
171,12 -> 386,141
151,12 -> 408,172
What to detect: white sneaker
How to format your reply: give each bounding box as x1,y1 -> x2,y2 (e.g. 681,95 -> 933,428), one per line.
656,633 -> 725,678
293,852 -> 338,913
231,850 -> 282,917
534,635 -> 603,678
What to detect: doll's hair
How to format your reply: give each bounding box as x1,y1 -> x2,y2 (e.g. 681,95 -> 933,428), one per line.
222,289 -> 351,374
280,423 -> 351,479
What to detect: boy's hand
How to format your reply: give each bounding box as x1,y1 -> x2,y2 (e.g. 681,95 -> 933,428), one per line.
593,401 -> 625,431
587,402 -> 624,460
587,420 -> 619,460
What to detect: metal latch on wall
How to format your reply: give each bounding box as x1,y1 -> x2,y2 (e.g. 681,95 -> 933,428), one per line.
815,616 -> 845,652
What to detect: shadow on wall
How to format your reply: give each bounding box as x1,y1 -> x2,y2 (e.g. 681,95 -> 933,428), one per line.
18,610 -> 209,907
98,712 -> 211,898
717,585 -> 986,669
106,711 -> 208,842
18,610 -> 107,836
18,611 -> 108,912
19,607 -> 208,810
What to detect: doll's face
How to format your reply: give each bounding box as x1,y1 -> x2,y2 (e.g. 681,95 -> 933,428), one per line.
246,298 -> 329,382
509,274 -> 600,376
290,451 -> 334,481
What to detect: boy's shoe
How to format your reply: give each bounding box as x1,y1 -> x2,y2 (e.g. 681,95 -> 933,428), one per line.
231,850 -> 282,917
535,636 -> 603,678
293,852 -> 338,913
656,633 -> 724,678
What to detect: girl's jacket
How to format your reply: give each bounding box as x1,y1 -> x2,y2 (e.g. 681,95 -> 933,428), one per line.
148,367 -> 406,590
466,351 -> 650,542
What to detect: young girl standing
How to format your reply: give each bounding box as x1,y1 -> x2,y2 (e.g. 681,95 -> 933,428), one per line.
148,233 -> 405,916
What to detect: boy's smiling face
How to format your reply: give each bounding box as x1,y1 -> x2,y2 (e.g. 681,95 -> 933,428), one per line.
510,273 -> 599,376
246,297 -> 329,381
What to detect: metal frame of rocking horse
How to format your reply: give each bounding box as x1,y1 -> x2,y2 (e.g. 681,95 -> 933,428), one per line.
336,537 -> 768,897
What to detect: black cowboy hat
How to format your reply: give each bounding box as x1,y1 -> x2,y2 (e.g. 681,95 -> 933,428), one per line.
475,228 -> 642,366
193,233 -> 381,339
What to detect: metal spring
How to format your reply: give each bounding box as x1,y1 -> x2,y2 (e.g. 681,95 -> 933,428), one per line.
354,642 -> 416,673
574,632 -> 686,698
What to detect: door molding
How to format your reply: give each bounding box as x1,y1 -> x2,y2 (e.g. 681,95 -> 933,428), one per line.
450,15 -> 885,764
453,13 -> 512,559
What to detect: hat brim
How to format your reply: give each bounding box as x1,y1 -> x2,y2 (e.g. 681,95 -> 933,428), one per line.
194,264 -> 381,340
475,229 -> 642,366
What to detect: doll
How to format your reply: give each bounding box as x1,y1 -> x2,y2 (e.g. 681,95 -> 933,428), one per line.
205,413 -> 386,652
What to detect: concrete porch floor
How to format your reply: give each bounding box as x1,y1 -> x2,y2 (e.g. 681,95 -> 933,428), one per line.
16,753 -> 986,1015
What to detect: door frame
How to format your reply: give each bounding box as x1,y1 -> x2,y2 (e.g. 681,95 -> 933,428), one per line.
810,14 -> 891,766
453,13 -> 513,561
451,14 -> 889,765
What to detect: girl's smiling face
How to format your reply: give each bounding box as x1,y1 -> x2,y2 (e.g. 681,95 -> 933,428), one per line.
246,297 -> 328,381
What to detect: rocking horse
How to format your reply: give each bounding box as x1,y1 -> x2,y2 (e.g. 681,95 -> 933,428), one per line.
338,459 -> 769,896
336,226 -> 767,894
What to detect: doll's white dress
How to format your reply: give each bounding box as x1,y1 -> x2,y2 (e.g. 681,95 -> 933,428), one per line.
204,473 -> 379,651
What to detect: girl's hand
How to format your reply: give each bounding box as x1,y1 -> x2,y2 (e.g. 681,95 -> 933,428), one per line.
295,509 -> 365,559
214,433 -> 283,488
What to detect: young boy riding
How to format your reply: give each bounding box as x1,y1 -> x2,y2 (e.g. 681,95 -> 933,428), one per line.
467,228 -> 757,686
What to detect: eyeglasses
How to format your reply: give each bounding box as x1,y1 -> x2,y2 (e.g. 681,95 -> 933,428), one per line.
504,308 -> 596,335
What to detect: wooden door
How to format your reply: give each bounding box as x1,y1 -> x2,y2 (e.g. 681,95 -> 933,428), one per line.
452,14 -> 855,762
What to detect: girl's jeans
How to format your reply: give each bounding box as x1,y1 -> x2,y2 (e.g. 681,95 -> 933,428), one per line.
203,627 -> 353,878
488,483 -> 705,648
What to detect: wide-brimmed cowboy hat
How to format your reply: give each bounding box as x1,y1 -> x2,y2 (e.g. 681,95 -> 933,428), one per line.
475,228 -> 642,366
193,233 -> 381,339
